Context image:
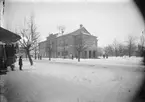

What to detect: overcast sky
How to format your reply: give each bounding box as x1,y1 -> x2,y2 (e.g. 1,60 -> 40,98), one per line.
4,0 -> 144,47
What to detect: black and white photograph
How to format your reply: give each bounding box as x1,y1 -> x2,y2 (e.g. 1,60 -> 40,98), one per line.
0,0 -> 145,102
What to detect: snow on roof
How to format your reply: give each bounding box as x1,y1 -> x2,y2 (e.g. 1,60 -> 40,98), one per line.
68,27 -> 91,36
0,27 -> 21,43
56,26 -> 91,38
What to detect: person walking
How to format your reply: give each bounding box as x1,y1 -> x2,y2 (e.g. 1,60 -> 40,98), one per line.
72,55 -> 74,60
106,54 -> 108,59
19,56 -> 23,70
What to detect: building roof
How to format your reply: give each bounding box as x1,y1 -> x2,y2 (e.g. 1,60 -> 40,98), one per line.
68,26 -> 91,36
39,25 -> 97,44
57,26 -> 92,38
0,27 -> 21,43
39,40 -> 47,45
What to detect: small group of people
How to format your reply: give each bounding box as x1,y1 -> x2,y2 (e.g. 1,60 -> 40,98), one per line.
70,54 -> 74,60
103,54 -> 108,59
38,55 -> 42,60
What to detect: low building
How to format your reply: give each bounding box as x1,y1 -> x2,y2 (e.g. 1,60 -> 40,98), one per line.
39,25 -> 98,59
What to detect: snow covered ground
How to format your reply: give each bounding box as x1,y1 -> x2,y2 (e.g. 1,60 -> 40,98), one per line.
1,57 -> 145,102
41,56 -> 143,66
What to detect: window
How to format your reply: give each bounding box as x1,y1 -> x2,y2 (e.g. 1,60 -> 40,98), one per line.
62,51 -> 68,56
65,51 -> 68,56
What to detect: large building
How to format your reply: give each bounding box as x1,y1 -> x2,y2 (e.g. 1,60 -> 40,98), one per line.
39,25 -> 98,59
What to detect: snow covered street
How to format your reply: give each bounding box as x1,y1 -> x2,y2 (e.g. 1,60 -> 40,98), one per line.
0,57 -> 145,102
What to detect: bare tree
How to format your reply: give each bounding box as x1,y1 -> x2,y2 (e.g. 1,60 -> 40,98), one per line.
136,30 -> 145,56
104,44 -> 114,56
19,15 -> 39,65
139,31 -> 145,52
118,43 -> 126,57
126,35 -> 137,57
46,34 -> 53,61
74,33 -> 88,62
113,39 -> 119,57
97,47 -> 103,56
34,42 -> 39,59
29,16 -> 40,60
140,34 -> 145,47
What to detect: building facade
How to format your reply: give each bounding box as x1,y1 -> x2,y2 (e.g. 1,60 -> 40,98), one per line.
39,40 -> 47,57
39,25 -> 98,59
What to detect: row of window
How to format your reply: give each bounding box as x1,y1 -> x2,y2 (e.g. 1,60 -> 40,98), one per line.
40,50 -> 97,58
57,51 -> 68,56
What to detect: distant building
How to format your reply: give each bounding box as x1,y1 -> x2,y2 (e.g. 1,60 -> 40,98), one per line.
39,40 -> 47,57
39,25 -> 98,59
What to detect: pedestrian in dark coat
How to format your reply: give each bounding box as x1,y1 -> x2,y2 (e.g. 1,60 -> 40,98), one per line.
106,54 -> 108,59
72,55 -> 74,60
40,55 -> 42,60
103,54 -> 105,59
19,56 -> 23,70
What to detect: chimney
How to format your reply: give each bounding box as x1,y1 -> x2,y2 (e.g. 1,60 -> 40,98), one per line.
80,24 -> 83,28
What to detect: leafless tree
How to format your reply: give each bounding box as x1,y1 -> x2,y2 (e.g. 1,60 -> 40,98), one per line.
118,43 -> 126,57
140,34 -> 145,47
18,15 -> 39,65
29,16 -> 40,60
46,34 -> 53,61
113,39 -> 119,57
136,30 -> 145,56
126,35 -> 137,57
139,31 -> 145,52
74,33 -> 88,62
97,47 -> 103,56
104,44 -> 114,56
